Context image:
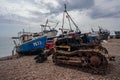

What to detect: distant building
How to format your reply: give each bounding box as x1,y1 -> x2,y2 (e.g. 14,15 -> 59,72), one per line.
115,31 -> 120,39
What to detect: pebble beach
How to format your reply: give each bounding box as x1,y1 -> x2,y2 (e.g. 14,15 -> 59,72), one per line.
0,39 -> 120,80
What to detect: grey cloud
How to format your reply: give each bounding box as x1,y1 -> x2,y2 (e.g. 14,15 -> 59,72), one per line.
63,0 -> 94,10
29,0 -> 94,14
89,0 -> 120,19
90,8 -> 120,19
24,0 -> 120,19
1,0 -> 120,26
48,0 -> 94,13
29,10 -> 44,17
0,0 -> 95,26
0,13 -> 29,25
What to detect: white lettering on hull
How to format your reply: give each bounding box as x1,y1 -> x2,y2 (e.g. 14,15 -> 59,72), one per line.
33,41 -> 41,46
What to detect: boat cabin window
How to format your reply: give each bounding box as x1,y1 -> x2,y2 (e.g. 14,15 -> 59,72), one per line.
20,35 -> 32,43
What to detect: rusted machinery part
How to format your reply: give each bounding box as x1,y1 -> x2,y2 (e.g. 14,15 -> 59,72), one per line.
88,52 -> 108,69
99,46 -> 108,54
52,50 -> 108,70
89,55 -> 101,67
98,46 -> 111,61
98,46 -> 115,61
52,54 -> 58,64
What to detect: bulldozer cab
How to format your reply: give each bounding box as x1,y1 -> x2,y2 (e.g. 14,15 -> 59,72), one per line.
54,34 -> 101,52
55,36 -> 81,52
81,34 -> 100,44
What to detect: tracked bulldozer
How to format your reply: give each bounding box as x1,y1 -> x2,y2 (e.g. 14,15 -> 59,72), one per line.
51,34 -> 114,70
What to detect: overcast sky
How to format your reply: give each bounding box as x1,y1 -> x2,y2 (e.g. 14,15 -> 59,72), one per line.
0,0 -> 120,37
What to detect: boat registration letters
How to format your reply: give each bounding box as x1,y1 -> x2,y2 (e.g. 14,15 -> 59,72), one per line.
33,41 -> 41,46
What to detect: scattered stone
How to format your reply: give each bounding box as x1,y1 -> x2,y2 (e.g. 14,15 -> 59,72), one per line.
0,39 -> 120,80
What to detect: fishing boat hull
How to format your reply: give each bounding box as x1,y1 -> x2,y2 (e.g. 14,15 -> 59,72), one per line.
16,36 -> 47,55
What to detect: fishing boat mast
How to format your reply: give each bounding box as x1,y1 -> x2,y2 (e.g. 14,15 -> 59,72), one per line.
61,4 -> 80,35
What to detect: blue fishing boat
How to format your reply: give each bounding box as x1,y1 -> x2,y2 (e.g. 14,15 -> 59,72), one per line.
12,30 -> 47,55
